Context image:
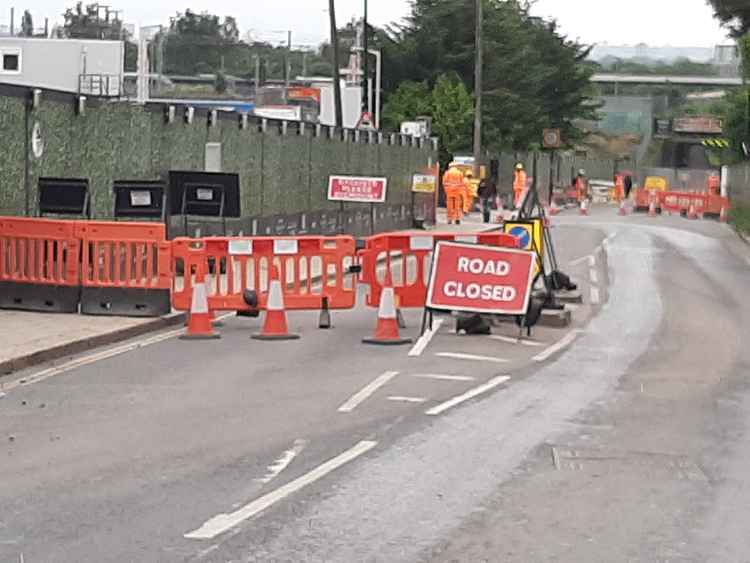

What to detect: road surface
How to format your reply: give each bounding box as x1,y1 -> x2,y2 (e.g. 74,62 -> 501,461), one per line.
2,208 -> 750,562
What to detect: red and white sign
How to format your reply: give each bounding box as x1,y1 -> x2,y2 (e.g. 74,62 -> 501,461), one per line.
426,242 -> 536,315
328,176 -> 387,203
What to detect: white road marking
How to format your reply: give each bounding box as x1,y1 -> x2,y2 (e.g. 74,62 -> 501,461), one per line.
184,440 -> 378,540
410,374 -> 475,382
387,396 -> 428,403
533,330 -> 583,362
590,286 -> 601,305
436,352 -> 509,364
569,254 -> 592,266
589,269 -> 599,284
409,318 -> 445,357
746,257 -> 750,268
257,439 -> 308,484
487,335 -> 544,347
588,255 -> 596,267
607,231 -> 618,242
425,375 -> 511,416
1,313 -> 235,393
337,371 -> 399,413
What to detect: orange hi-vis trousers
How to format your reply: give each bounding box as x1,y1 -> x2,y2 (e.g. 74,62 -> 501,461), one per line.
446,187 -> 464,222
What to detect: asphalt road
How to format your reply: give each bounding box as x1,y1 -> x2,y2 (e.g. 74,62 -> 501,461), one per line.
2,207 -> 749,562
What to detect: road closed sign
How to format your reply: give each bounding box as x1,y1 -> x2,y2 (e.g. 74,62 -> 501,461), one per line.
426,242 -> 537,315
328,176 -> 388,203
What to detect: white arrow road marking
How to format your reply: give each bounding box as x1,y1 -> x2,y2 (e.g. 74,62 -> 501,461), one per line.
256,439 -> 308,484
425,375 -> 511,416
436,352 -> 509,363
533,330 -> 583,362
337,371 -> 399,413
184,440 -> 378,540
409,319 -> 445,357
410,374 -> 475,382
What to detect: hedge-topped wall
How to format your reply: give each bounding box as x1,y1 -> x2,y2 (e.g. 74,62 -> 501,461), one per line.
0,83 -> 435,236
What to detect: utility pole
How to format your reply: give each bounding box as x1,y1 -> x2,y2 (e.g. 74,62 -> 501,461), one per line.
362,0 -> 368,115
329,0 -> 343,127
472,0 -> 483,176
284,30 -> 292,103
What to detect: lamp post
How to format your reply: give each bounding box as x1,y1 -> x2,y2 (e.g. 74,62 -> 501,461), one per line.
353,47 -> 381,129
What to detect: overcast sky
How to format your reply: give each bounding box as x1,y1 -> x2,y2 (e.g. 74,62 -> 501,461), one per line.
10,0 -> 730,48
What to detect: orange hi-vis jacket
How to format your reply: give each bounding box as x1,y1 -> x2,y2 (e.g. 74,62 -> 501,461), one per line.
513,170 -> 527,194
443,167 -> 466,194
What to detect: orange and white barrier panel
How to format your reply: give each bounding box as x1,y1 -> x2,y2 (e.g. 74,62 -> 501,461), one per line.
0,216 -> 81,313
171,235 -> 358,315
358,232 -> 521,311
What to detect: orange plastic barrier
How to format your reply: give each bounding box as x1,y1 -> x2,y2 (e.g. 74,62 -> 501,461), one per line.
171,236 -> 357,314
358,232 -> 521,309
635,190 -> 719,218
76,221 -> 172,316
0,216 -> 81,313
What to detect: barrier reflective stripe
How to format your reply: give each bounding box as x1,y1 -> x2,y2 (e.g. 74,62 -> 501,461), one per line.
0,217 -> 81,312
636,190 -> 720,216
171,236 -> 357,313
358,232 -> 521,309
76,221 -> 172,316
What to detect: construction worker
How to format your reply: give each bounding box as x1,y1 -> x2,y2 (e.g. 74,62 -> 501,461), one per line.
463,170 -> 477,214
707,173 -> 721,196
513,163 -> 528,208
443,163 -> 466,224
576,169 -> 589,203
614,174 -> 625,202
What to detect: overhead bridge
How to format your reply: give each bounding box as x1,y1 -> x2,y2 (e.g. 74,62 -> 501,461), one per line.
591,73 -> 743,87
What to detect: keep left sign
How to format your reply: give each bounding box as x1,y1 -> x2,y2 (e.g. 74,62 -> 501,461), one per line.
426,242 -> 537,315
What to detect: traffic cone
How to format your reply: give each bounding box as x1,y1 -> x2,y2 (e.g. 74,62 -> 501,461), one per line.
648,196 -> 657,218
687,202 -> 698,220
720,206 -> 728,223
181,265 -> 220,340
579,199 -> 589,216
252,267 -> 300,341
363,286 -> 413,346
618,200 -> 628,216
549,200 -> 561,216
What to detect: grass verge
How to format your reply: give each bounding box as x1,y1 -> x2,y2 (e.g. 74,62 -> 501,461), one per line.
730,203 -> 750,238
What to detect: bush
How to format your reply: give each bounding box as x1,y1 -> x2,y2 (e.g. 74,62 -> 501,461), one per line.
729,203 -> 750,234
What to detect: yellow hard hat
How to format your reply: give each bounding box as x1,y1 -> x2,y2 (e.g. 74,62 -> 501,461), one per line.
465,170 -> 474,178
515,163 -> 524,170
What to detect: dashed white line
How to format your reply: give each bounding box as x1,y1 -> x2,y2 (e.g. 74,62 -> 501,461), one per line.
436,352 -> 509,364
533,330 -> 583,362
256,439 -> 308,484
410,373 -> 475,382
337,371 -> 399,413
588,255 -> 596,267
590,286 -> 601,305
589,269 -> 599,284
425,375 -> 511,416
487,335 -> 544,347
387,396 -> 428,403
409,318 -> 445,357
184,440 -> 378,540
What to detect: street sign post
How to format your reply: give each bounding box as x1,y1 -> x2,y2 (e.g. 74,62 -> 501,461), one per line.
426,242 -> 536,316
543,128 -> 562,149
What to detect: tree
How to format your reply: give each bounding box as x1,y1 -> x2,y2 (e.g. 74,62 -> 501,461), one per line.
20,10 -> 33,37
707,0 -> 750,37
62,2 -> 127,40
377,0 -> 597,149
382,81 -> 433,130
431,73 -> 474,154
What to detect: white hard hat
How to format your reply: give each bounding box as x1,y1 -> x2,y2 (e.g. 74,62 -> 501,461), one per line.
578,169 -> 586,176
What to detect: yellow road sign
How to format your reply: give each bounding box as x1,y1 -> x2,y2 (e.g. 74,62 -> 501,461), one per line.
504,219 -> 545,275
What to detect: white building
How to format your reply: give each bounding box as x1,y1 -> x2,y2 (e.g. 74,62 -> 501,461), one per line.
0,37 -> 124,96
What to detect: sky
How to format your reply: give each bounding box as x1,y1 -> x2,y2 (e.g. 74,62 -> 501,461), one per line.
7,0 -> 730,48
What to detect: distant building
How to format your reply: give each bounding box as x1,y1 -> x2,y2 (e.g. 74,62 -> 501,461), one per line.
589,44 -> 715,63
0,37 -> 124,96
